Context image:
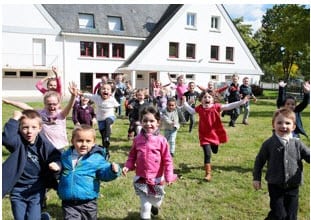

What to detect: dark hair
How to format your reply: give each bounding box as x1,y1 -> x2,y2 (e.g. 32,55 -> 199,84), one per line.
198,91 -> 221,103
139,106 -> 161,121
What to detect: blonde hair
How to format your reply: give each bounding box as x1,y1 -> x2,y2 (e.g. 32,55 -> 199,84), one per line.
272,108 -> 296,126
72,124 -> 96,141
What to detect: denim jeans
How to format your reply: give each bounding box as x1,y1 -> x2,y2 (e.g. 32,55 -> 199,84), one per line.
10,185 -> 45,220
164,128 -> 177,155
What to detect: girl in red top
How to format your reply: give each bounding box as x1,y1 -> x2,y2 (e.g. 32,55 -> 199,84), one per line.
183,91 -> 248,181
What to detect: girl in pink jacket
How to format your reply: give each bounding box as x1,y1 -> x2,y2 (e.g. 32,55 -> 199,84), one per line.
122,106 -> 177,220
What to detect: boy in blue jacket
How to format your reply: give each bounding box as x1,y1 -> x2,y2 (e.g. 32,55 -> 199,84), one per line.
2,109 -> 61,220
49,124 -> 121,219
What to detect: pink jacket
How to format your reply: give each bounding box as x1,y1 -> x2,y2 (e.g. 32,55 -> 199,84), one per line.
125,132 -> 177,184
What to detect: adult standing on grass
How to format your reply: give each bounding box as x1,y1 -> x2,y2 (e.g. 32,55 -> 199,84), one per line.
182,91 -> 248,181
3,82 -> 78,152
49,124 -> 121,220
276,80 -> 310,138
2,109 -> 61,220
122,106 -> 177,220
253,108 -> 310,220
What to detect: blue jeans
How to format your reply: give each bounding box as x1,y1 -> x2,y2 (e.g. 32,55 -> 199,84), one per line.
10,185 -> 45,220
164,128 -> 177,155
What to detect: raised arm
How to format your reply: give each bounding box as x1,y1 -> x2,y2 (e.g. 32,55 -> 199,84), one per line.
35,76 -> 49,94
276,81 -> 286,108
221,96 -> 249,111
295,81 -> 310,113
2,99 -> 33,110
61,82 -> 78,118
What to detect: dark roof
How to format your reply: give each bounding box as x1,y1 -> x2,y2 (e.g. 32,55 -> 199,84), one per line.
120,4 -> 182,68
42,4 -> 170,38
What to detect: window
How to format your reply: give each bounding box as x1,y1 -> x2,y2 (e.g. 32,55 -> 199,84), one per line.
186,13 -> 196,28
226,47 -> 234,61
185,74 -> 195,80
211,16 -> 220,30
36,72 -> 48,77
79,13 -> 95,29
80,41 -> 94,57
169,42 -> 179,58
137,74 -> 144,80
186,43 -> 196,59
112,43 -> 124,58
96,42 -> 109,57
4,71 -> 17,77
20,71 -> 33,77
108,16 -> 124,31
96,73 -> 109,79
210,45 -> 219,60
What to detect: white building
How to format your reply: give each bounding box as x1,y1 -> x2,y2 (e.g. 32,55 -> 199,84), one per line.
2,4 -> 264,98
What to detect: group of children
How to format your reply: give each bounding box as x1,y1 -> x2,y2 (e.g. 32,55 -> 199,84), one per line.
2,68 -> 310,220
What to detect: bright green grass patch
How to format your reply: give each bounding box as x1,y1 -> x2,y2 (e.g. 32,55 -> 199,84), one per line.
2,99 -> 309,219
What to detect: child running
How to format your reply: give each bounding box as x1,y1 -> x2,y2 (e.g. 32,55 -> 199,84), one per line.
81,83 -> 120,158
253,108 -> 310,220
161,98 -> 180,157
49,124 -> 121,220
276,80 -> 310,138
2,109 -> 61,219
72,95 -> 96,126
122,106 -> 177,219
182,91 -> 248,181
36,66 -> 62,96
3,82 -> 78,151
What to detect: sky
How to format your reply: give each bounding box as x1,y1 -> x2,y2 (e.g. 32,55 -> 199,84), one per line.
223,4 -> 275,33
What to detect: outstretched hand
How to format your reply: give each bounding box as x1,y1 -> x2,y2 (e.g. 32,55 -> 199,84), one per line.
303,81 -> 310,93
279,80 -> 287,88
68,81 -> 78,96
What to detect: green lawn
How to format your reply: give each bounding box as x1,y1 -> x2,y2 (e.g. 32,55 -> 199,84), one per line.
2,96 -> 310,220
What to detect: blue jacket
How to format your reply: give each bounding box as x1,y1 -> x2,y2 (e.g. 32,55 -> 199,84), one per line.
57,145 -> 121,201
2,118 -> 61,198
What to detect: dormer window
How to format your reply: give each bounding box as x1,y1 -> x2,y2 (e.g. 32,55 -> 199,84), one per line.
79,13 -> 95,29
108,16 -> 124,31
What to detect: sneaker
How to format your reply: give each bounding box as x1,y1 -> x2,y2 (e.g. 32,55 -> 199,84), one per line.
151,206 -> 159,216
242,120 -> 249,125
41,212 -> 51,220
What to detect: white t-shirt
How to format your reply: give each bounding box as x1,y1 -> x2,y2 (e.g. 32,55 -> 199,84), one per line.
83,93 -> 120,121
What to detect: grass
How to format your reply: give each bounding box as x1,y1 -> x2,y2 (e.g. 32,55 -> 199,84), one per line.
2,92 -> 310,220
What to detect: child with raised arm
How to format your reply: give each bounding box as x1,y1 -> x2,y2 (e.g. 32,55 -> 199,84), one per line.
253,108 -> 310,220
3,82 -> 78,151
36,66 -> 62,96
122,106 -> 177,219
81,83 -> 120,158
182,91 -> 248,181
277,80 -> 310,138
2,109 -> 61,219
49,124 -> 121,220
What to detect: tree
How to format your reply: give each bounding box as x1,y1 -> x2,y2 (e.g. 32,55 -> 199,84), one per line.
259,4 -> 310,82
232,17 -> 261,62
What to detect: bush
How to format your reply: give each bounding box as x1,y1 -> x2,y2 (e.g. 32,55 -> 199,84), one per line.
251,84 -> 263,96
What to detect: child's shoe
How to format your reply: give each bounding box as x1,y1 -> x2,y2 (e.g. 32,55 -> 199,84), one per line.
151,206 -> 159,216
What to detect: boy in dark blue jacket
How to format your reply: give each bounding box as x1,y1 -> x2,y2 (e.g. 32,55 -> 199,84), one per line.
2,109 -> 61,220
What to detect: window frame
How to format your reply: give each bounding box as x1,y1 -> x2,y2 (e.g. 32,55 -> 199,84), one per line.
226,46 -> 234,61
79,13 -> 95,29
210,45 -> 219,60
96,42 -> 109,57
112,43 -> 125,58
169,42 -> 179,58
211,16 -> 220,31
108,16 -> 124,31
186,12 -> 197,28
186,43 -> 196,59
80,41 -> 94,57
